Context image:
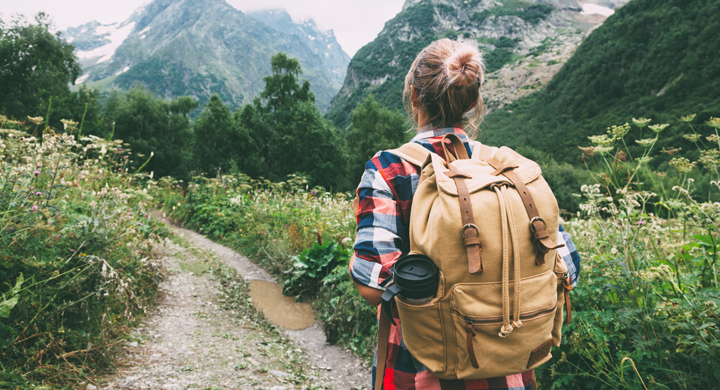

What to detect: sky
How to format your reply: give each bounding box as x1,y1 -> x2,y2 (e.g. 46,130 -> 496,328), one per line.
0,0 -> 406,56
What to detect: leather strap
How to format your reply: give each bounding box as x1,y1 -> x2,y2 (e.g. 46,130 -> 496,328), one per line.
563,277 -> 573,325
484,158 -> 564,265
375,308 -> 391,390
441,133 -> 469,162
531,370 -> 538,390
447,164 -> 482,274
465,323 -> 479,368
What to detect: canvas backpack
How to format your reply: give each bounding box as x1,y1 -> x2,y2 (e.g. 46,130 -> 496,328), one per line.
374,134 -> 573,389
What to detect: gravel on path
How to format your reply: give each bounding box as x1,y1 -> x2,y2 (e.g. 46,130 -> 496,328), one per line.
98,221 -> 370,390
168,223 -> 369,390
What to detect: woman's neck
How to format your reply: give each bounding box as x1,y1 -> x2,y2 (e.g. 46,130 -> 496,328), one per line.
416,109 -> 430,131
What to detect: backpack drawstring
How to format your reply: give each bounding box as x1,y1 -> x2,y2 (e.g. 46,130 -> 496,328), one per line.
495,185 -> 523,338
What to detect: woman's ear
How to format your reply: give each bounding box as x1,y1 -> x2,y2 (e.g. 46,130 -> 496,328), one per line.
411,86 -> 419,107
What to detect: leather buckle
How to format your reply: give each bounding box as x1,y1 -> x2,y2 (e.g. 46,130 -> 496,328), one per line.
462,223 -> 480,237
529,217 -> 546,234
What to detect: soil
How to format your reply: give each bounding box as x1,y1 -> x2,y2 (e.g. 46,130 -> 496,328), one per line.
96,222 -> 369,390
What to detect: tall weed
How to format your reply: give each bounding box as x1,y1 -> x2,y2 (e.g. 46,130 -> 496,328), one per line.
0,118 -> 164,387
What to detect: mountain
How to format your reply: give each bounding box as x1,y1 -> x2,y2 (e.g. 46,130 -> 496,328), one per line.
62,0 -> 350,111
479,0 -> 720,163
326,0 -> 628,129
247,9 -> 350,88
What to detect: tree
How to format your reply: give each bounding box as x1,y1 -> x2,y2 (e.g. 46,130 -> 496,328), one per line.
105,86 -> 196,178
346,94 -> 408,181
0,13 -> 81,121
237,53 -> 349,190
193,94 -> 241,175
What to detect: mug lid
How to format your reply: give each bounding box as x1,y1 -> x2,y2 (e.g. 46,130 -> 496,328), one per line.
394,254 -> 438,292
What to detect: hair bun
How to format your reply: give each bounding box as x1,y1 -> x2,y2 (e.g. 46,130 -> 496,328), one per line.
446,47 -> 482,87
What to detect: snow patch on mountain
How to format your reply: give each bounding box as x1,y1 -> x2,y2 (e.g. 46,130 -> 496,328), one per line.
581,3 -> 615,17
76,22 -> 136,64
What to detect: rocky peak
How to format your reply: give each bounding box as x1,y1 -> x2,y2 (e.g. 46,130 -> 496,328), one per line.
62,0 -> 350,111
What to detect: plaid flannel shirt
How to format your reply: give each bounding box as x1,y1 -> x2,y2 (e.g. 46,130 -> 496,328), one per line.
351,127 -> 581,390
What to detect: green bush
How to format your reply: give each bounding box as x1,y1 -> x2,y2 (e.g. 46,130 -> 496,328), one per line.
314,263 -> 378,358
0,118 -> 164,386
283,241 -> 351,300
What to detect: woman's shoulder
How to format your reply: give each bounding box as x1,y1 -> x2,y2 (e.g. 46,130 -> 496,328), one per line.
364,149 -> 421,181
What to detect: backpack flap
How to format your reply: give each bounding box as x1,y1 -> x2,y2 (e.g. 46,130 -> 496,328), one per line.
432,151 -> 541,196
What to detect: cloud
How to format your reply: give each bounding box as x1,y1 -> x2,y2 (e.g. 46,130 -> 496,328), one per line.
0,0 -> 405,57
225,0 -> 405,56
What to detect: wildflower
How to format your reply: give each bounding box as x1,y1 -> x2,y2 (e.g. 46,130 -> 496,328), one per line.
637,156 -> 652,165
707,134 -> 720,143
31,204 -> 38,211
635,138 -> 656,148
60,119 -> 78,130
640,264 -> 673,282
661,147 -> 682,156
648,123 -> 669,133
632,118 -> 651,128
679,114 -> 696,123
706,117 -> 720,129
594,146 -> 614,156
683,134 -> 702,143
71,249 -> 76,252
608,123 -> 630,138
588,134 -> 613,146
81,253 -> 87,256
57,234 -> 61,238
699,149 -> 720,167
35,191 -> 42,195
138,222 -> 142,226
638,220 -> 646,225
34,170 -> 40,175
27,116 -> 44,125
669,157 -> 696,173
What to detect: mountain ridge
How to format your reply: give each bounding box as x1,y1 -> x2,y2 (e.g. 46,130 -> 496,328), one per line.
326,0 -> 628,129
63,0 -> 349,111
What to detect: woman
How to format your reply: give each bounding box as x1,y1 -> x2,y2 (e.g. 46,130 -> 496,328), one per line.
348,38 -> 581,390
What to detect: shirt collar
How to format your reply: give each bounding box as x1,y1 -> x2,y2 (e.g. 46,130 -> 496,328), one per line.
411,126 -> 470,142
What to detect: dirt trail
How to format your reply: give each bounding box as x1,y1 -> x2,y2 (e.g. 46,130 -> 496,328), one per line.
98,222 -> 369,390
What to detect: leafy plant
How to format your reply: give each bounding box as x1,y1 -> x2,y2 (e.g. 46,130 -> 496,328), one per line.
283,241 -> 352,299
0,123 -> 164,386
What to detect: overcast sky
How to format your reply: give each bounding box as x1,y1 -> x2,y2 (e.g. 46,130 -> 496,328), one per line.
0,0 -> 406,56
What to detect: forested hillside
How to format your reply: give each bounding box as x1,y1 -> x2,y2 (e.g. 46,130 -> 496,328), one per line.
480,0 -> 720,163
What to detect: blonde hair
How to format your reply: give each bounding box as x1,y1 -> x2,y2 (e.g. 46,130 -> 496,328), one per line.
403,38 -> 485,138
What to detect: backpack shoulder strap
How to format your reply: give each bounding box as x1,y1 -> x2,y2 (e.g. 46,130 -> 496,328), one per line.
471,141 -> 498,161
375,310 -> 392,390
387,142 -> 433,167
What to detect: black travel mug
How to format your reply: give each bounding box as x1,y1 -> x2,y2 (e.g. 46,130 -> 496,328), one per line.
381,254 -> 439,325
